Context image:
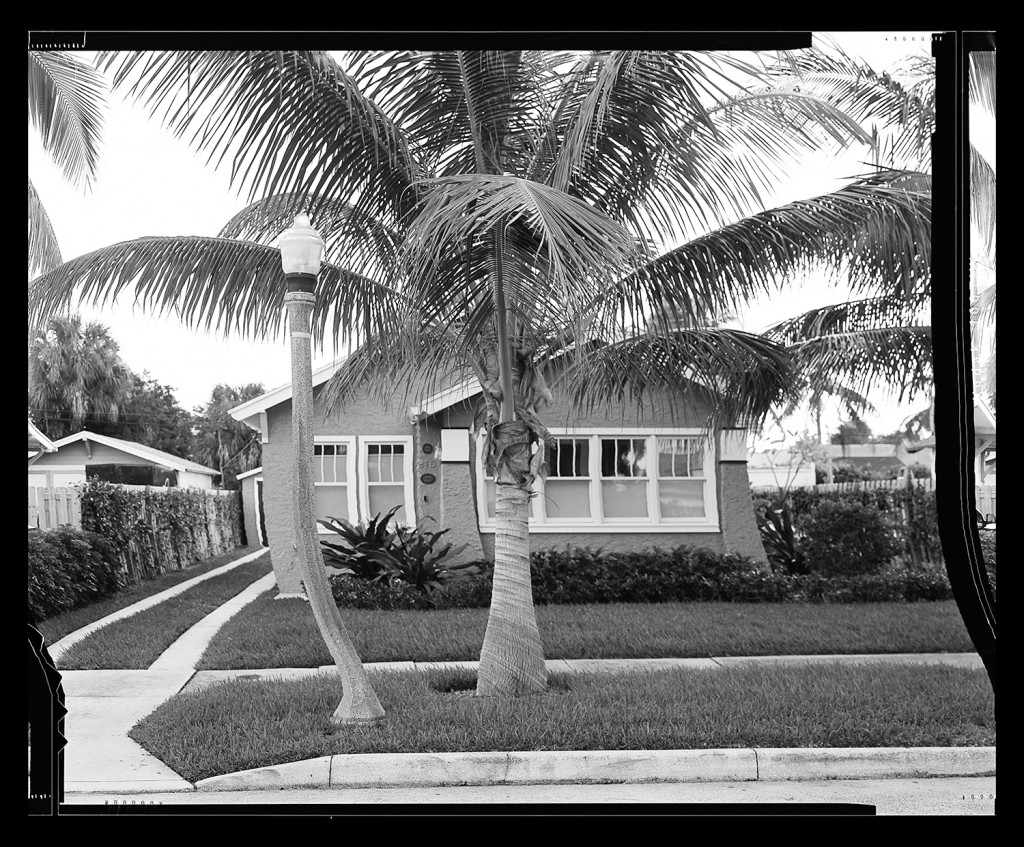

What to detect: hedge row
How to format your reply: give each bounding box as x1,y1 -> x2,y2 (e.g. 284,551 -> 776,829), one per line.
331,544 -> 963,611
28,526 -> 124,622
753,486 -> 943,575
78,480 -> 244,585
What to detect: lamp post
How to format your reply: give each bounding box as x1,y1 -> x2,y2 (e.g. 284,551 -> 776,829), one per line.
280,214 -> 385,725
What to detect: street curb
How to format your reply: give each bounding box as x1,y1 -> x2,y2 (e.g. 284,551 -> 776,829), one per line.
192,746 -> 995,793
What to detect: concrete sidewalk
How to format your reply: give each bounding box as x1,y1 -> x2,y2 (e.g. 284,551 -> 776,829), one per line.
43,553 -> 994,796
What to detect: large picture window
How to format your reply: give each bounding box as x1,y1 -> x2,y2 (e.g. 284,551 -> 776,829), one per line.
478,429 -> 717,532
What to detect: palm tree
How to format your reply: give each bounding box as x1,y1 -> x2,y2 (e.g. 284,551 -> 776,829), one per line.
28,48 -> 932,697
28,314 -> 132,440
755,46 -> 936,422
28,50 -> 106,277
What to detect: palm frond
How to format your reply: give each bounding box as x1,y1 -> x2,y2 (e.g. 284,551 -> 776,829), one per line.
764,47 -> 935,170
590,173 -> 932,336
28,178 -> 63,276
764,295 -> 929,346
535,51 -> 880,244
786,324 -> 932,408
971,143 -> 996,262
318,324 -> 473,419
556,328 -> 794,432
348,50 -> 550,178
969,52 -> 996,119
28,51 -> 106,188
97,51 -> 421,232
26,236 -> 405,352
218,192 -> 404,284
402,173 -> 646,338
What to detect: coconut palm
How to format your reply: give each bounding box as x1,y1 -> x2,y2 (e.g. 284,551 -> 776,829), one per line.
28,314 -> 132,440
754,46 -> 936,419
28,48 -> 932,697
28,50 -> 106,277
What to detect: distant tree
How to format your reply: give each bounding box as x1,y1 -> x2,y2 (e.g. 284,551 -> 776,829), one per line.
89,372 -> 195,457
28,315 -> 131,440
192,384 -> 264,488
829,413 -> 873,446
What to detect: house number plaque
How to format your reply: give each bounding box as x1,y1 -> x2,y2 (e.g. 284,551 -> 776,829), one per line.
420,473 -> 437,484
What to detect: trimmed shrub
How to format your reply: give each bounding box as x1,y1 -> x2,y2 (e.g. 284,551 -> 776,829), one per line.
331,544 -> 956,611
28,526 -> 124,622
798,500 -> 902,576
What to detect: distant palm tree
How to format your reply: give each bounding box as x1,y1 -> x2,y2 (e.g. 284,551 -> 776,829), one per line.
28,50 -> 106,278
28,48 -> 931,698
28,315 -> 131,440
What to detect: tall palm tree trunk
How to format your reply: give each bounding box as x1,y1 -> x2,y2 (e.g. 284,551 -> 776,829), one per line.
477,423 -> 547,696
476,230 -> 547,696
286,287 -> 385,724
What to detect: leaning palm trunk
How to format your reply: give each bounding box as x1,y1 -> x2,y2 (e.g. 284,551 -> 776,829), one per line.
287,289 -> 385,724
477,421 -> 547,696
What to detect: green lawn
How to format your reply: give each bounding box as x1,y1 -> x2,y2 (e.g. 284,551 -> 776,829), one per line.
131,664 -> 996,783
56,552 -> 273,670
196,594 -> 977,669
36,545 -> 264,645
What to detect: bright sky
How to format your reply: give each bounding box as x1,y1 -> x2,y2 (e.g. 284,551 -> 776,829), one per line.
29,31 -> 949,439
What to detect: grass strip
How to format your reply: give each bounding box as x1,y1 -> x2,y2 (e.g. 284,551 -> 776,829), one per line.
56,552 -> 273,670
131,664 -> 996,783
36,545 -> 264,645
197,596 -> 976,669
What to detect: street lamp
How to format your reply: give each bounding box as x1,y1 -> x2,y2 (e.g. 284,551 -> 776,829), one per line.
280,214 -> 385,725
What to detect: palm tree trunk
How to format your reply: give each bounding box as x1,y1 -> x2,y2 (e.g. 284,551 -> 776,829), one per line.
477,424 -> 547,696
476,225 -> 546,696
286,286 -> 385,724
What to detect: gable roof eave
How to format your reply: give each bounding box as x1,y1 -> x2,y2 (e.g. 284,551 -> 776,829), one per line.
47,431 -> 219,475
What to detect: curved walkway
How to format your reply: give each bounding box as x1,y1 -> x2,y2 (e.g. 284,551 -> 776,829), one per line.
44,556 -> 993,796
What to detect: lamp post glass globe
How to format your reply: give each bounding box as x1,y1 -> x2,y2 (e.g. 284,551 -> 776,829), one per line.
278,214 -> 325,276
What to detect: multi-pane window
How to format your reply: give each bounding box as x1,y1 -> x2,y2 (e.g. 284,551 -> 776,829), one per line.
313,442 -> 352,523
479,430 -> 715,529
657,437 -> 706,518
365,442 -> 407,523
545,438 -> 591,519
601,437 -> 649,518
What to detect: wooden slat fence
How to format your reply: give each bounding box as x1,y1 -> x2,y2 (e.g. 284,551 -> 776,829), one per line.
28,486 -> 82,530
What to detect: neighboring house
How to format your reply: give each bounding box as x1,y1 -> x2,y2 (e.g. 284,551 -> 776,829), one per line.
28,430 -> 219,489
229,363 -> 766,595
901,397 -> 996,486
821,442 -> 908,479
746,449 -> 816,489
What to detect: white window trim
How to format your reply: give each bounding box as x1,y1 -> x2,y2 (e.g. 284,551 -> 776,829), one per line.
313,436 -> 358,533
356,435 -> 416,528
476,428 -> 719,533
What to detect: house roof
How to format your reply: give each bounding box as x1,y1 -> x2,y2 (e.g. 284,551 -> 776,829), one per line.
228,360 -> 346,430
28,419 -> 56,453
43,431 -> 219,476
229,361 -> 483,430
